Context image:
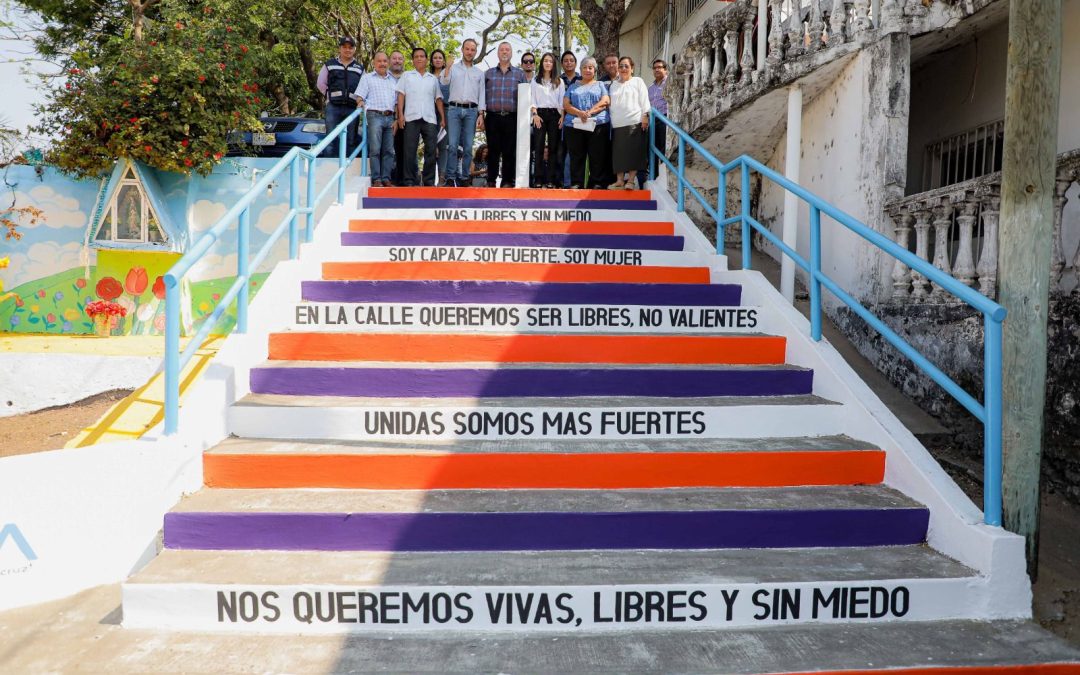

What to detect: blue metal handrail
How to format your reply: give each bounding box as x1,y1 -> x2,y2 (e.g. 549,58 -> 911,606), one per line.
649,108 -> 1005,527
162,109 -> 368,435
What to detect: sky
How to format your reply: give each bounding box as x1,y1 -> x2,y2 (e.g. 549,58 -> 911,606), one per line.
0,4 -> 584,152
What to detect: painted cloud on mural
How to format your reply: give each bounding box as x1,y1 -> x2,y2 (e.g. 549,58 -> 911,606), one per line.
13,185 -> 89,229
4,241 -> 84,287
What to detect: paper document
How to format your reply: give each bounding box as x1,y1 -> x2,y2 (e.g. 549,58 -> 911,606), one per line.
437,127 -> 447,143
572,117 -> 596,132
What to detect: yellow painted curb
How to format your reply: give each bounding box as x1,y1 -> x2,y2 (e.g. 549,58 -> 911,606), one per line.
65,336 -> 224,448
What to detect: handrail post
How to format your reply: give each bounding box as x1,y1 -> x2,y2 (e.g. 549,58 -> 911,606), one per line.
361,111 -> 369,178
649,110 -> 657,182
984,315 -> 1004,526
717,169 -> 727,255
677,135 -> 686,212
337,125 -> 347,204
741,161 -> 752,270
809,205 -> 822,341
288,155 -> 300,259
237,207 -> 250,333
163,276 -> 180,435
305,156 -> 316,243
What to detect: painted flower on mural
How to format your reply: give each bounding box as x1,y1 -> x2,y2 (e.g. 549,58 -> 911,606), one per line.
137,302 -> 155,322
64,308 -> 82,322
152,276 -> 166,300
96,276 -> 123,301
125,266 -> 149,296
54,291 -> 64,302
75,278 -> 87,289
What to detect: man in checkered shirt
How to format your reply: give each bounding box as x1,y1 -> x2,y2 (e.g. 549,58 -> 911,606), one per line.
483,42 -> 527,187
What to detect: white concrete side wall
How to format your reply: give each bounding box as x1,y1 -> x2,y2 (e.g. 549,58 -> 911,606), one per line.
755,55 -> 879,305
0,353 -> 160,417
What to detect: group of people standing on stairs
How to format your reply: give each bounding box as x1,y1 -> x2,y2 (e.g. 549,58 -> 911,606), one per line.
317,35 -> 670,189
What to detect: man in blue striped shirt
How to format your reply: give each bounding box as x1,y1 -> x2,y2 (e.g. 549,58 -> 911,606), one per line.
483,42 -> 527,187
352,52 -> 398,187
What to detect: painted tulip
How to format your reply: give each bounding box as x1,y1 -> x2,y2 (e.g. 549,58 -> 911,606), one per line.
75,278 -> 87,289
46,313 -> 56,323
152,276 -> 166,300
96,276 -> 123,301
125,267 -> 148,295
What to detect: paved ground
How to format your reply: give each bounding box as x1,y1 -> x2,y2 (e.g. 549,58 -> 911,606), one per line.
0,389 -> 131,457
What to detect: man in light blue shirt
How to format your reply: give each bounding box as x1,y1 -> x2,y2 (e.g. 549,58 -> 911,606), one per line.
442,38 -> 486,187
353,52 -> 398,187
395,47 -> 446,187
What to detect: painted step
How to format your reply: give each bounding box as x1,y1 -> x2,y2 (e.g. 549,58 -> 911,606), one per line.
327,244 -> 706,267
320,261 -> 711,283
339,232 -> 685,250
228,393 -> 846,441
288,302 -> 762,334
122,546 -> 977,633
202,436 -> 885,489
161,486 -> 930,552
364,197 -> 658,210
248,363 -> 814,398
349,219 -> 676,235
266,333 -> 787,365
367,186 -> 655,201
301,280 -> 741,305
359,208 -> 676,222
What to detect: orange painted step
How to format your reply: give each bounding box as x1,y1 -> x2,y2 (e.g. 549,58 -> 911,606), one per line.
349,219 -> 675,236
321,262 -> 711,284
781,668 -> 1080,675
367,186 -> 653,200
268,333 -> 787,365
203,450 -> 886,490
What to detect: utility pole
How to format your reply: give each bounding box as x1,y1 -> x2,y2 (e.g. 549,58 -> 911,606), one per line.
564,0 -> 573,53
998,0 -> 1061,576
552,0 -> 561,53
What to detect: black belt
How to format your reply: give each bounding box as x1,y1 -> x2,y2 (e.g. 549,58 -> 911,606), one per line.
536,108 -> 559,112
487,110 -> 514,116
368,109 -> 394,116
449,102 -> 478,108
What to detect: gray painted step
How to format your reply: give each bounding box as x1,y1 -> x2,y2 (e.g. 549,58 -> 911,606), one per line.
207,435 -> 879,455
168,485 -> 924,514
129,546 -> 973,586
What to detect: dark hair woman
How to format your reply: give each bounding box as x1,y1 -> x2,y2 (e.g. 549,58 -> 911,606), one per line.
529,52 -> 565,188
607,55 -> 650,189
470,144 -> 489,186
429,49 -> 452,183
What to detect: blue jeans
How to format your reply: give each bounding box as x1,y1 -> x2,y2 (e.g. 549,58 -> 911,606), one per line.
445,106 -> 478,183
325,103 -> 359,153
366,112 -> 395,182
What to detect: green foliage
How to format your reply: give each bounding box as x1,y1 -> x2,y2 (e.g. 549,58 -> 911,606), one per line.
32,0 -> 264,178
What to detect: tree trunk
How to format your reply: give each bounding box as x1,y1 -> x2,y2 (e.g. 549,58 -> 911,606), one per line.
578,0 -> 625,58
297,41 -> 324,112
130,0 -> 145,42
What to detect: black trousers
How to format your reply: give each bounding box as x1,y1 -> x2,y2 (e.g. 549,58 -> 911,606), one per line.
565,124 -> 611,189
637,118 -> 667,187
392,121 -> 405,184
530,109 -> 562,187
485,111 -> 517,187
403,119 -> 438,187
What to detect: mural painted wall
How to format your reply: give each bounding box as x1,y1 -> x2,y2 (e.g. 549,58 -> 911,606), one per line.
0,158 -> 339,336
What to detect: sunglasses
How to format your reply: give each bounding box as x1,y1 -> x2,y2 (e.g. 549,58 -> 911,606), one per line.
522,59 -> 535,64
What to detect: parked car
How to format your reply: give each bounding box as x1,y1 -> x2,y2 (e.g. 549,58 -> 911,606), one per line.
227,114 -> 337,157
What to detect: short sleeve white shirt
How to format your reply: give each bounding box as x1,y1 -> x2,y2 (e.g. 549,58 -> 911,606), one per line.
396,71 -> 443,124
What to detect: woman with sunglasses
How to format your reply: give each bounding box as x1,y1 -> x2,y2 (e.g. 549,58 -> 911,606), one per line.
529,53 -> 565,189
607,56 -> 650,190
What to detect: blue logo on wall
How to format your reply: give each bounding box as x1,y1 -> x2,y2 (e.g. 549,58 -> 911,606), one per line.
0,523 -> 37,562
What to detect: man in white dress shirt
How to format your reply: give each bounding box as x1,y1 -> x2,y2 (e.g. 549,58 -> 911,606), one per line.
442,38 -> 486,187
395,47 -> 446,187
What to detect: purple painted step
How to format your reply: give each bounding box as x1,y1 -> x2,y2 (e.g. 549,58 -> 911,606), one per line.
363,197 -> 657,210
163,509 -> 929,552
302,280 -> 743,306
249,366 -> 813,398
341,232 -> 685,251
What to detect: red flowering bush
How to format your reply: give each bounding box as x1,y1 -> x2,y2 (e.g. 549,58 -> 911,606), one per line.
34,0 -> 264,178
85,300 -> 128,319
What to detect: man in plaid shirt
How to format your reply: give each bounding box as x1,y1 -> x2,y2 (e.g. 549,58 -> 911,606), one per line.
484,42 -> 527,187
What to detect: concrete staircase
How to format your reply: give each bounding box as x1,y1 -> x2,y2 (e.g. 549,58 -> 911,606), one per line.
120,185 -> 1080,670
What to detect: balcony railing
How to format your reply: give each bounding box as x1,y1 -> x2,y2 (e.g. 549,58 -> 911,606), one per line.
886,148 -> 1080,302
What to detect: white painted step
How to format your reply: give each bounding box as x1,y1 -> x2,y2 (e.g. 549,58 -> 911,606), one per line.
122,546 -> 981,634
323,245 -> 712,267
228,393 -> 845,441
356,208 -> 681,222
285,302 -> 764,334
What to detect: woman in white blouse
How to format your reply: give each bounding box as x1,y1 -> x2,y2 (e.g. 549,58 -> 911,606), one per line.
607,56 -> 651,190
529,52 -> 566,189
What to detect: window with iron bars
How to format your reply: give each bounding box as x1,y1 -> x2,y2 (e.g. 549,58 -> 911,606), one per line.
652,3 -> 673,57
921,119 -> 1005,192
678,0 -> 708,29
